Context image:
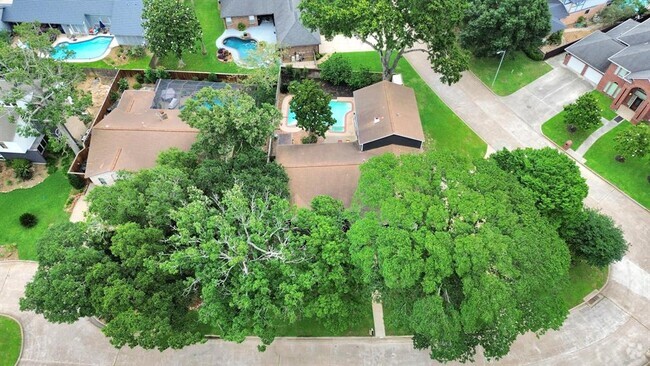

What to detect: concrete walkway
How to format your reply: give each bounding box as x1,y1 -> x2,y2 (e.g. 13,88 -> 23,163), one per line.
574,118 -> 619,156
371,292 -> 386,338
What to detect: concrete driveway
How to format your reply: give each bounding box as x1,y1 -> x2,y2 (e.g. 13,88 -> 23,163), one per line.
501,56 -> 594,129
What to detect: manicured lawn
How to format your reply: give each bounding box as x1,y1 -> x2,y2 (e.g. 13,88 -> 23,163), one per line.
157,0 -> 245,73
0,171 -> 71,259
0,316 -> 22,366
542,91 -> 618,149
468,51 -> 552,96
73,55 -> 153,70
584,122 -> 650,209
337,52 -> 487,160
561,260 -> 608,309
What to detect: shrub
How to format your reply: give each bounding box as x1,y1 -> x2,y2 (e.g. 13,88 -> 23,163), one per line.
547,30 -> 563,45
132,82 -> 142,90
143,67 -> 169,84
207,73 -> 219,82
564,92 -> 601,131
524,46 -> 544,61
67,174 -> 86,189
348,67 -> 375,89
10,159 -> 33,181
45,154 -> 59,175
19,213 -> 38,228
301,134 -> 318,144
237,22 -> 246,31
135,72 -> 145,84
319,54 -> 352,86
0,30 -> 11,45
128,45 -> 146,58
109,91 -> 120,102
117,77 -> 129,92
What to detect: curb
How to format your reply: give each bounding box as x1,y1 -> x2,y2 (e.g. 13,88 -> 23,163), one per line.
0,313 -> 24,366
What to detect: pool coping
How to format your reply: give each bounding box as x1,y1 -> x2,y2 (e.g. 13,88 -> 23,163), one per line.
279,95 -> 356,137
51,34 -> 118,63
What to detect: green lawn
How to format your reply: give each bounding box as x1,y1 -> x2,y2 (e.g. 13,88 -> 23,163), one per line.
468,51 -> 552,96
542,91 -> 618,149
584,122 -> 650,209
157,0 -> 245,73
561,260 -> 608,309
337,52 -> 487,160
0,316 -> 22,366
72,54 -> 153,70
0,171 -> 71,259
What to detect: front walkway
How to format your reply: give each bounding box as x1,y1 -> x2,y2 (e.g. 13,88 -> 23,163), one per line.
574,118 -> 619,156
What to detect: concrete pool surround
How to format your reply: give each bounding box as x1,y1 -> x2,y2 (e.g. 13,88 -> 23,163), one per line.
280,95 -> 357,142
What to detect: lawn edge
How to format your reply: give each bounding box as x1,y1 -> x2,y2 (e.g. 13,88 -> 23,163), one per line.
0,313 -> 24,366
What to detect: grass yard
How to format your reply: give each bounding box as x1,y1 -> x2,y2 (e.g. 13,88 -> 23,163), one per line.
73,54 -> 153,70
157,0 -> 245,73
0,171 -> 71,260
584,122 -> 650,208
337,52 -> 487,160
0,316 -> 22,366
561,260 -> 608,309
468,51 -> 552,96
542,91 -> 618,149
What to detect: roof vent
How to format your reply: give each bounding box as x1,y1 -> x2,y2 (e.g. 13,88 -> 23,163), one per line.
157,111 -> 168,120
373,117 -> 381,123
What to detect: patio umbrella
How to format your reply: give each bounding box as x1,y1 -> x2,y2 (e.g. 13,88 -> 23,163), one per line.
161,88 -> 176,101
99,20 -> 106,29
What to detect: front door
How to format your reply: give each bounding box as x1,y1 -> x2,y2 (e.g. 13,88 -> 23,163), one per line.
630,96 -> 643,111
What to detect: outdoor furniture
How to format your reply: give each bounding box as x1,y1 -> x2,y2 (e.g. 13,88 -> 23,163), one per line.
168,98 -> 179,109
161,88 -> 176,101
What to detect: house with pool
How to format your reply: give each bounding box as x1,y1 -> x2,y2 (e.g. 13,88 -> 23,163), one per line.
273,80 -> 425,207
1,0 -> 144,46
219,0 -> 320,62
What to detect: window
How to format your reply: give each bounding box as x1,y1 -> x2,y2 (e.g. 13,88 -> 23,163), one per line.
603,82 -> 621,98
249,15 -> 256,25
98,177 -> 107,185
615,66 -> 630,78
0,142 -> 7,149
225,17 -> 232,24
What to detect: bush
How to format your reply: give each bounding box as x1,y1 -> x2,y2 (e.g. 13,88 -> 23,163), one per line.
0,30 -> 11,44
117,77 -> 129,92
67,174 -> 86,189
348,67 -> 376,89
135,72 -> 145,84
547,30 -> 563,45
9,159 -> 33,181
109,91 -> 120,102
615,154 -> 626,163
132,82 -> 142,90
301,134 -> 318,144
523,46 -> 544,61
207,73 -> 219,82
319,54 -> 352,86
127,45 -> 146,58
564,92 -> 601,131
19,213 -> 38,228
45,154 -> 60,174
237,22 -> 246,31
143,67 -> 169,84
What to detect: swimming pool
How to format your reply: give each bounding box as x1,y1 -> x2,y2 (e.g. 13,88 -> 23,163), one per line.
288,100 -> 352,133
52,36 -> 113,60
223,37 -> 258,61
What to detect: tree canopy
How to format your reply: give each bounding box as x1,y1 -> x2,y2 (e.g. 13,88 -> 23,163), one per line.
461,0 -> 551,56
288,79 -> 336,140
141,0 -> 202,65
598,0 -> 648,25
0,22 -> 92,152
564,93 -> 602,131
349,151 -> 571,362
299,0 -> 469,83
492,147 -> 588,225
615,123 -> 650,159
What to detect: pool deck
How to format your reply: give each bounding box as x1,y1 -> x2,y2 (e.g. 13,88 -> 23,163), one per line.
279,95 -> 357,143
216,21 -> 277,65
52,34 -> 118,63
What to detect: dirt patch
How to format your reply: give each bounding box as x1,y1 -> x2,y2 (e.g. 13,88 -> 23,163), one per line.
77,72 -> 115,119
0,245 -> 18,261
0,162 -> 49,193
541,25 -> 602,52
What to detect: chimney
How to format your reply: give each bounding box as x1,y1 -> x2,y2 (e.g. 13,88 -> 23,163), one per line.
157,111 -> 168,120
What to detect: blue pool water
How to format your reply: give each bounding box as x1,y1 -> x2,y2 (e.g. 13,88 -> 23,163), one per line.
52,36 -> 113,60
288,100 -> 352,133
223,37 -> 258,61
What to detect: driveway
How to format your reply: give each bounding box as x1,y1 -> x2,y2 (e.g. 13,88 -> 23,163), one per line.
502,55 -> 594,129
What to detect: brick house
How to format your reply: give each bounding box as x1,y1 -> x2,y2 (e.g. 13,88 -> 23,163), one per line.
218,0 -> 320,61
564,19 -> 650,122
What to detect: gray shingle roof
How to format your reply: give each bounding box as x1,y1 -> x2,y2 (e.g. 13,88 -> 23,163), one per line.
565,31 -> 626,72
617,18 -> 650,46
220,0 -> 319,47
605,19 -> 639,39
609,43 -> 650,74
2,0 -> 143,37
548,0 -> 568,33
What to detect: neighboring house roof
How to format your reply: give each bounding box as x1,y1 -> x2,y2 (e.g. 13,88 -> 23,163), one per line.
2,0 -> 143,37
548,0 -> 568,32
275,142 -> 419,207
219,0 -> 320,47
353,81 -> 425,146
84,90 -> 197,178
617,17 -> 650,45
565,31 -> 626,72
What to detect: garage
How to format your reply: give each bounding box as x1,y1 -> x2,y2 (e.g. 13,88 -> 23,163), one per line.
567,56 -> 586,74
584,67 -> 603,85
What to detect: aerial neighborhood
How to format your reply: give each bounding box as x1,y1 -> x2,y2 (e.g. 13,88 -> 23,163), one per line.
0,0 -> 648,365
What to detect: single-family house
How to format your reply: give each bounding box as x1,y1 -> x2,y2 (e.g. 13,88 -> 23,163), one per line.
0,81 -> 47,163
219,0 -> 320,60
274,80 -> 424,207
548,0 -> 609,32
564,18 -> 650,122
1,0 -> 144,46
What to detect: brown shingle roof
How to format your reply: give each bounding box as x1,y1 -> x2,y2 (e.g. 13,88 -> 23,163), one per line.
353,81 -> 425,146
84,90 -> 198,178
275,142 -> 420,207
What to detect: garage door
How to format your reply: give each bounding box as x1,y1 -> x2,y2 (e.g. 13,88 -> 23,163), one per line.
567,56 -> 586,74
584,67 -> 603,85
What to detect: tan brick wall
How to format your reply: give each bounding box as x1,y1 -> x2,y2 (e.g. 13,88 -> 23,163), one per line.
597,63 -> 650,122
224,16 -> 255,30
561,4 -> 607,25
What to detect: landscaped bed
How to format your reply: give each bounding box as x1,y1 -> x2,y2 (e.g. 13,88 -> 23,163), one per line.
468,51 -> 552,96
0,170 -> 72,260
0,316 -> 22,366
584,122 -> 650,209
542,91 -> 618,149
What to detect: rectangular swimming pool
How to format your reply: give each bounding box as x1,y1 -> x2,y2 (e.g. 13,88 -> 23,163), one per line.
288,100 -> 352,133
